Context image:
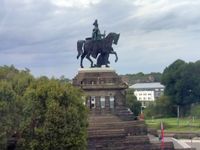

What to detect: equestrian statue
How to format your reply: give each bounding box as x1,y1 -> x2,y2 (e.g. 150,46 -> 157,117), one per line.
77,19 -> 120,68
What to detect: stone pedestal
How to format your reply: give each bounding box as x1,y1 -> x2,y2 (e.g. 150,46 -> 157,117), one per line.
73,68 -> 130,116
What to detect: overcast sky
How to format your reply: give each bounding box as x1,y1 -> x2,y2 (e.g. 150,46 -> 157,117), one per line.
0,0 -> 200,78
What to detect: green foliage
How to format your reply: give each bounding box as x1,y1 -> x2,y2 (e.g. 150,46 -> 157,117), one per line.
161,59 -> 200,116
146,117 -> 200,132
190,104 -> 200,118
0,65 -> 88,150
121,72 -> 162,85
126,89 -> 141,116
144,96 -> 175,118
59,75 -> 71,83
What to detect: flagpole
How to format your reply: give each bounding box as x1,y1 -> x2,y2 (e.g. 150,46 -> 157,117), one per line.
161,121 -> 164,150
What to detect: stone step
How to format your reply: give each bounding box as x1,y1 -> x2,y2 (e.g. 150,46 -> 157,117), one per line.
89,135 -> 151,144
91,135 -> 150,148
88,129 -> 125,138
88,124 -> 146,130
125,135 -> 150,144
88,113 -> 175,150
89,120 -> 145,128
89,126 -> 147,136
88,136 -> 174,150
89,116 -> 121,123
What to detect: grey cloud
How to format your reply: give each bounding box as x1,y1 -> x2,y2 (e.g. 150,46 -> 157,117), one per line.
138,2 -> 200,31
0,0 -> 200,78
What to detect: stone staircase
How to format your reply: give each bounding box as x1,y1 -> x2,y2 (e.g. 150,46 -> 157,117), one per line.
88,114 -> 174,150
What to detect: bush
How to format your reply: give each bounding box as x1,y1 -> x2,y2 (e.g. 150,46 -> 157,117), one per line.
144,96 -> 175,119
126,89 -> 141,116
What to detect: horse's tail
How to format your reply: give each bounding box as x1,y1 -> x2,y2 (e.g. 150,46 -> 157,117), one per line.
77,40 -> 85,59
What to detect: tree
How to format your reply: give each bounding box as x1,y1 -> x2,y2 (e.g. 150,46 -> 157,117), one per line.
126,89 -> 141,116
161,59 -> 200,116
0,65 -> 88,149
0,81 -> 18,148
19,78 -> 88,149
121,72 -> 162,85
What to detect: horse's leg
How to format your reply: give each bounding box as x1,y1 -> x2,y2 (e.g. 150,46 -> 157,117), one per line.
96,54 -> 103,67
86,54 -> 93,68
109,50 -> 118,62
77,40 -> 84,59
80,52 -> 86,68
104,53 -> 110,67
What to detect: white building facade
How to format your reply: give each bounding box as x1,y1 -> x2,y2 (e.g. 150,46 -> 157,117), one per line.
130,82 -> 164,108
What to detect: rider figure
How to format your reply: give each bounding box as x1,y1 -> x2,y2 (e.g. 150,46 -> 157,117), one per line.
92,19 -> 105,41
91,19 -> 105,58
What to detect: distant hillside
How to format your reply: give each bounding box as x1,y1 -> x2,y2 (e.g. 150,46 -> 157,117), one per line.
120,72 -> 162,85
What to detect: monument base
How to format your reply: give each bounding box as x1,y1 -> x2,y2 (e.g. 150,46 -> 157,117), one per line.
73,68 -> 133,119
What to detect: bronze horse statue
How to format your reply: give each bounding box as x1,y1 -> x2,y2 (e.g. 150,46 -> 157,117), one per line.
77,32 -> 120,68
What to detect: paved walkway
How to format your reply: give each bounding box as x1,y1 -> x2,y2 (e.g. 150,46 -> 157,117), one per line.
148,134 -> 200,149
180,139 -> 200,150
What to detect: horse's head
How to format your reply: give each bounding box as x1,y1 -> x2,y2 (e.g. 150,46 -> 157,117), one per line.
106,32 -> 120,45
113,33 -> 120,45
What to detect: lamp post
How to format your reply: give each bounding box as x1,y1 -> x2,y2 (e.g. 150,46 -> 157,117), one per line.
177,105 -> 180,127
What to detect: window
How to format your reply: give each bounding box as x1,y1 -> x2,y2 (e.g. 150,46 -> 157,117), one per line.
142,102 -> 145,106
91,96 -> 95,108
110,96 -> 114,109
100,96 -> 105,108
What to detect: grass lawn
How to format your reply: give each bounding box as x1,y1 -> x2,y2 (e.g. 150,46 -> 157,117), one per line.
145,117 -> 200,132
